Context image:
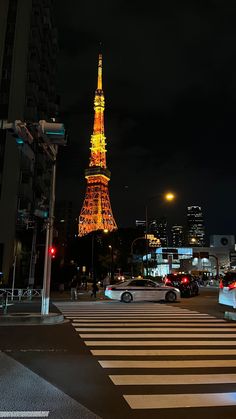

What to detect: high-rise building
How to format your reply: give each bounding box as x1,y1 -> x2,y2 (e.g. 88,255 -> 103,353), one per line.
0,1 -> 59,284
149,218 -> 168,247
171,225 -> 184,247
78,54 -> 117,236
135,218 -> 168,246
187,206 -> 205,246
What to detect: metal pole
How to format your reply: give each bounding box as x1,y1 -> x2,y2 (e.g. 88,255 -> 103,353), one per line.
111,244 -> 114,283
11,254 -> 17,301
28,223 -> 37,286
91,232 -> 95,285
131,236 -> 148,278
145,204 -> 149,276
41,147 -> 57,315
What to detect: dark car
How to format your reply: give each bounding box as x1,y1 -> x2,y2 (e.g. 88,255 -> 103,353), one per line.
164,273 -> 199,297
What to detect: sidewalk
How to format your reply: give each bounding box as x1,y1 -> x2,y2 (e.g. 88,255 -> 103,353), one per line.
51,288 -> 107,302
0,288 -> 107,325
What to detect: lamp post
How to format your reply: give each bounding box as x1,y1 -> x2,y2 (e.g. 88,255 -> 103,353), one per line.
131,236 -> 147,277
145,192 -> 175,277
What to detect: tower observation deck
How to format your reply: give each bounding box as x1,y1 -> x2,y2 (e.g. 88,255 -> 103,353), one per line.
78,54 -> 117,236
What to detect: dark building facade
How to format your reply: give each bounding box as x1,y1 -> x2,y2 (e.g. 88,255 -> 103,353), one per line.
171,225 -> 184,247
0,0 -> 59,284
187,205 -> 205,247
150,218 -> 168,247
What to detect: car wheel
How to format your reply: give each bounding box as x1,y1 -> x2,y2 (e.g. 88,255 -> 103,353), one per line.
121,292 -> 132,303
165,291 -> 177,302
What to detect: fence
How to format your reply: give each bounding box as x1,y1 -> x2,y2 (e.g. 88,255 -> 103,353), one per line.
0,288 -> 42,301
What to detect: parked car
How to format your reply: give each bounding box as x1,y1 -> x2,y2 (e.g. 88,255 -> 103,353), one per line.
219,272 -> 236,309
164,273 -> 199,297
105,278 -> 180,303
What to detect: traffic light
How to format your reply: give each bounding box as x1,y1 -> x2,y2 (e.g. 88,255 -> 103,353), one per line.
1,120 -> 33,144
49,246 -> 56,259
38,120 -> 67,145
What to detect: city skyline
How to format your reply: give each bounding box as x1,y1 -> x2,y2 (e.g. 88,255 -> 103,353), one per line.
54,1 -> 236,236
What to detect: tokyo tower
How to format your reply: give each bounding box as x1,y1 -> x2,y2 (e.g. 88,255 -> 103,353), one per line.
78,54 -> 117,236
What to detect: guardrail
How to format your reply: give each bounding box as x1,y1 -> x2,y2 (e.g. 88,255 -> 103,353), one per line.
0,288 -> 42,301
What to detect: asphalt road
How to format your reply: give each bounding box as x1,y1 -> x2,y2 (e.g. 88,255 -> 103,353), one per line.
0,287 -> 236,419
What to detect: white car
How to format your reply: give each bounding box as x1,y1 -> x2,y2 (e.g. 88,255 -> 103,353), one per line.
105,278 -> 180,303
219,272 -> 236,309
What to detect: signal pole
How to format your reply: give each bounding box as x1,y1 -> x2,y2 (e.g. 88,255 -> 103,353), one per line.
1,119 -> 66,315
41,146 -> 57,315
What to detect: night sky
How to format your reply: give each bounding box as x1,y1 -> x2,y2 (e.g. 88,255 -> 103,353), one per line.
54,1 -> 236,237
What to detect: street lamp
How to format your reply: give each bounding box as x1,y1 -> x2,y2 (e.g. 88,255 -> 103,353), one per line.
145,191 -> 175,276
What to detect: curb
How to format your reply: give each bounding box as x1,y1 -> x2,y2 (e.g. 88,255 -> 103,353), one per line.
0,312 -> 64,325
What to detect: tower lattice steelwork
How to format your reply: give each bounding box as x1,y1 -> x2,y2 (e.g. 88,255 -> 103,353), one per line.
78,54 -> 117,236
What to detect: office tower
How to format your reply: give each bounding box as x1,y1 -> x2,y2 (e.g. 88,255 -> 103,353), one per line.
0,0 -> 59,284
78,54 -> 117,236
171,225 -> 184,247
187,205 -> 205,246
149,218 -> 168,247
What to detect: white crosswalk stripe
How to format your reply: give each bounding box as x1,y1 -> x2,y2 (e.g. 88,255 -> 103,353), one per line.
0,412 -> 49,417
55,301 -> 236,411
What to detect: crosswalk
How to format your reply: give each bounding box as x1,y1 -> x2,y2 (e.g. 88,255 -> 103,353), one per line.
55,301 -> 236,411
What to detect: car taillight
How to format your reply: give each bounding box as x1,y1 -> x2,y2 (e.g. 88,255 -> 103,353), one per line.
228,282 -> 236,290
181,277 -> 189,284
165,279 -> 171,285
106,286 -> 113,290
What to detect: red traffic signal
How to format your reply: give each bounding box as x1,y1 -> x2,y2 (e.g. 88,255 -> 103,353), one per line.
49,246 -> 56,258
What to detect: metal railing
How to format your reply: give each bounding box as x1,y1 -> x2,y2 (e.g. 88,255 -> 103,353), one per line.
0,288 -> 42,302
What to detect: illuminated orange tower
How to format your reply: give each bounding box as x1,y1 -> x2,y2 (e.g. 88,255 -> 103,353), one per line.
78,54 -> 117,236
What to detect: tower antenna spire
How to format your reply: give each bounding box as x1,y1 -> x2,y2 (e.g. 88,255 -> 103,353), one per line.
97,45 -> 102,91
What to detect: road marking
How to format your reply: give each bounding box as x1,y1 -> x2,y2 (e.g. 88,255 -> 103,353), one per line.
63,312 -> 214,321
66,315 -> 225,327
110,373 -> 236,385
76,326 -> 236,331
75,326 -> 231,331
64,310 -> 211,314
99,359 -> 236,368
85,340 -> 236,346
68,315 -> 215,320
81,333 -> 236,338
72,319 -> 224,323
123,393 -> 236,409
91,348 -> 236,356
72,320 -> 236,332
0,412 -> 49,417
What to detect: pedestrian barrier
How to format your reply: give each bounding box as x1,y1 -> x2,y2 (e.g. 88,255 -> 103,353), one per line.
0,288 -> 42,302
